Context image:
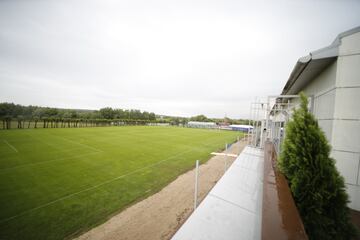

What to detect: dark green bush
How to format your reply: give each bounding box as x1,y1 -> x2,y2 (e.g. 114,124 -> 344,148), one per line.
278,92 -> 357,240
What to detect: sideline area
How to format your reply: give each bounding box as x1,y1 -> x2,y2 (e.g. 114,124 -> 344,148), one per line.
76,139 -> 247,240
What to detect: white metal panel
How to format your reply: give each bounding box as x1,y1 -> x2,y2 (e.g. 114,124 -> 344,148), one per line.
234,153 -> 263,172
337,55 -> 360,87
210,165 -> 262,213
313,90 -> 335,120
346,184 -> 360,211
302,60 -> 337,96
242,147 -> 263,157
339,31 -> 360,56
332,120 -> 360,153
172,195 -> 257,240
318,120 -> 333,143
333,87 -> 360,120
331,150 -> 360,185
172,146 -> 264,240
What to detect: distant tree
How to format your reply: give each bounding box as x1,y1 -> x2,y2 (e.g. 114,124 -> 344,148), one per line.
129,109 -> 142,120
0,102 -> 163,130
149,112 -> 156,121
33,116 -> 39,128
278,93 -> 357,239
70,110 -> 78,119
113,108 -> 125,119
190,114 -> 208,122
17,115 -> 24,129
142,111 -> 149,120
5,115 -> 11,129
99,107 -> 114,119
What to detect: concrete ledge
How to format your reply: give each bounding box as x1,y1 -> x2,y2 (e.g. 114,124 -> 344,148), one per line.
261,142 -> 308,240
172,146 -> 264,240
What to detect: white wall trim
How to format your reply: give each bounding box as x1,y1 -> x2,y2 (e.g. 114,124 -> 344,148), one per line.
318,118 -> 360,121
333,149 -> 360,154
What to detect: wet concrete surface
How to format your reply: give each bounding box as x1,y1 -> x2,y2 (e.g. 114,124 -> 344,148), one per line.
351,210 -> 360,239
261,142 -> 308,240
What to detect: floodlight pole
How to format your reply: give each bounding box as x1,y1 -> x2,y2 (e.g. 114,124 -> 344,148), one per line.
194,160 -> 199,210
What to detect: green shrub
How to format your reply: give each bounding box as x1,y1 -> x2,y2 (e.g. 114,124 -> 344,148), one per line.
278,92 -> 357,240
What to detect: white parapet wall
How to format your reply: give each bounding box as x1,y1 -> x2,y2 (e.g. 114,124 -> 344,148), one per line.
172,146 -> 264,240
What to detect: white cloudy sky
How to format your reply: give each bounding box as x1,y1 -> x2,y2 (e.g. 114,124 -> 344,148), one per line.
1,0 -> 360,118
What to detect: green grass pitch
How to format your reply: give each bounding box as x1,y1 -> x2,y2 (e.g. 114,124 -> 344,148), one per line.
0,126 -> 241,240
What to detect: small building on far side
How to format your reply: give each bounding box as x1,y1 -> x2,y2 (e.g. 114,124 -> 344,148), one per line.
187,121 -> 217,129
229,124 -> 253,132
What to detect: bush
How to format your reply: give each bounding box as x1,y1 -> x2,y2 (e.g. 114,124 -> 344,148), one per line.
278,93 -> 357,239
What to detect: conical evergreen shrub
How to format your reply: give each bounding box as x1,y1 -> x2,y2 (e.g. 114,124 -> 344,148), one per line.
278,92 -> 357,239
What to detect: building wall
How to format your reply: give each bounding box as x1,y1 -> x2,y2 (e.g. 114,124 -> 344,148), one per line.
291,31 -> 360,210
302,61 -> 337,142
332,32 -> 360,210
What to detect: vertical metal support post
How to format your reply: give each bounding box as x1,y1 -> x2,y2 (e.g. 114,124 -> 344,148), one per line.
265,96 -> 270,141
251,101 -> 256,146
255,100 -> 260,147
194,160 -> 199,210
247,103 -> 252,145
224,143 -> 228,172
260,120 -> 264,149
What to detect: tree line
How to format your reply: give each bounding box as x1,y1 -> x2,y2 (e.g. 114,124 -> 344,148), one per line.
0,102 -> 250,130
189,114 -> 250,125
0,103 -> 157,129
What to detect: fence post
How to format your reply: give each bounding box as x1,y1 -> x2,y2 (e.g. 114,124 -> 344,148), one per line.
224,143 -> 228,172
194,160 -> 199,210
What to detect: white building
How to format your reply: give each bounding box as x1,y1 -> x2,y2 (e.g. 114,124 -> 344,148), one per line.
281,26 -> 360,210
187,121 -> 217,129
229,124 -> 254,132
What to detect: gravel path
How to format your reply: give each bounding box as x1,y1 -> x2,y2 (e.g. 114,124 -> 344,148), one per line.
76,139 -> 247,240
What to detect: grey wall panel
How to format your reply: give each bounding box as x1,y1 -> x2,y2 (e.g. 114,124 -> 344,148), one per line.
339,32 -> 360,56
337,55 -> 360,87
318,120 -> 333,143
332,120 -> 360,153
314,90 -> 336,120
334,87 -> 360,119
331,150 -> 359,185
302,61 -> 337,96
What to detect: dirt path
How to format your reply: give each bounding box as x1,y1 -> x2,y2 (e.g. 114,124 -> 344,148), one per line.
76,139 -> 248,240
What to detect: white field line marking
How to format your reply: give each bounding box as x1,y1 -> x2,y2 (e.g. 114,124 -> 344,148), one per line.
26,134 -> 67,151
51,135 -> 103,152
210,152 -> 238,157
0,151 -> 101,173
24,132 -> 99,157
3,140 -> 18,153
0,147 -> 195,224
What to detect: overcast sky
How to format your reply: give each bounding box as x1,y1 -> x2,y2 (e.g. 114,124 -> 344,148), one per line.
1,0 -> 360,118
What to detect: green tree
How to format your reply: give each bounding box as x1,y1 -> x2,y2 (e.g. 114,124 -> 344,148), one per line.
190,114 -> 208,122
278,93 -> 357,240
99,107 -> 114,119
17,115 -> 24,128
149,112 -> 156,121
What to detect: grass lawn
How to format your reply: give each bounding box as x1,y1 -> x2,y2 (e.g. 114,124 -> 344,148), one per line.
0,126 -> 241,240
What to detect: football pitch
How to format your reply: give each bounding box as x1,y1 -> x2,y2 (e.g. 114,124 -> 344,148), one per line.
0,126 -> 241,240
